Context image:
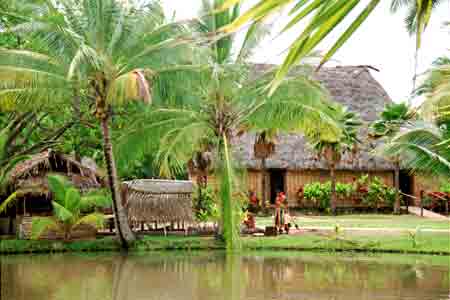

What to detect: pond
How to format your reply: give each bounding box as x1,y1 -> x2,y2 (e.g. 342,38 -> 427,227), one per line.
1,251 -> 449,300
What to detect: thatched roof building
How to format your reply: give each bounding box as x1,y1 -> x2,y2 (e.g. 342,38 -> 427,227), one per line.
124,179 -> 194,226
5,149 -> 103,197
0,150 -> 104,236
234,65 -> 394,172
192,65 -> 407,207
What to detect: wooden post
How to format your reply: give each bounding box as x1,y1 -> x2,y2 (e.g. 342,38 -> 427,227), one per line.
420,190 -> 424,217
405,193 -> 409,214
445,195 -> 449,217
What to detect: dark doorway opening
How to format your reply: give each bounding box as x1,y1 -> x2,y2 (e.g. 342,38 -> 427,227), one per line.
269,169 -> 286,204
399,171 -> 414,205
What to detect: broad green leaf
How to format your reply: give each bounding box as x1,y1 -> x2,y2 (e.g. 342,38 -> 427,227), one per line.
52,201 -> 73,223
31,217 -> 60,239
47,175 -> 67,204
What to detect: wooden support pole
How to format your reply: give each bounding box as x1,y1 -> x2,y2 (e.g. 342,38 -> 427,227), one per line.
446,196 -> 449,217
420,190 -> 424,217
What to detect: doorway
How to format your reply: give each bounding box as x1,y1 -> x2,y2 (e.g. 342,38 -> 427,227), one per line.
399,171 -> 414,205
269,169 -> 286,204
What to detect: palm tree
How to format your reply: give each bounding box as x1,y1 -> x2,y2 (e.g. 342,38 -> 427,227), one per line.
0,127 -> 30,233
119,0 -> 338,249
253,130 -> 276,208
378,55 -> 450,178
30,175 -> 110,241
370,103 -> 415,213
311,105 -> 361,215
0,0 -> 195,248
390,0 -> 446,94
219,0 -> 444,94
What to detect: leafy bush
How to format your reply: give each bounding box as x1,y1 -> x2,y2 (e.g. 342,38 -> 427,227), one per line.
31,175 -> 111,241
440,182 -> 450,194
303,182 -> 330,209
361,176 -> 397,207
303,182 -> 355,209
192,186 -> 219,222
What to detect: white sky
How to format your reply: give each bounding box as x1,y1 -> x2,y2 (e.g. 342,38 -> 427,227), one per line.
162,1 -> 449,105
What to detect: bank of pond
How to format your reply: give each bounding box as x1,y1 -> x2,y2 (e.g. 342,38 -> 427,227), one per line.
1,232 -> 449,255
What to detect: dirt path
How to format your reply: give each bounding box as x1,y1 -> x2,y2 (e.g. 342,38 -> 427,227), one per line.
406,206 -> 450,220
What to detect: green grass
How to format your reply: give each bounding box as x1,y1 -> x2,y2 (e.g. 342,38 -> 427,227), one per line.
256,214 -> 450,230
1,231 -> 449,255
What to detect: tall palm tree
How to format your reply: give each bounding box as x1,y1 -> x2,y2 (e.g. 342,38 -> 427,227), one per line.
253,130 -> 276,208
370,103 -> 416,213
311,105 -> 361,215
390,0 -> 446,94
219,0 -> 444,94
0,0 -> 194,248
377,52 -> 450,183
119,0 -> 338,250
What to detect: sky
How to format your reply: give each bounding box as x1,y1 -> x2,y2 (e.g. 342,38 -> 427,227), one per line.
162,1 -> 449,105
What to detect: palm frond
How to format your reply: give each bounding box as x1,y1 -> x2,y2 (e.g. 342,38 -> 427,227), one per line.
31,217 -> 60,239
0,191 -> 19,214
73,212 -> 105,230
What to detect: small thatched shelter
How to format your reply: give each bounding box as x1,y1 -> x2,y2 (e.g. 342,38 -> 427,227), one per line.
124,179 -> 194,230
0,150 -> 103,235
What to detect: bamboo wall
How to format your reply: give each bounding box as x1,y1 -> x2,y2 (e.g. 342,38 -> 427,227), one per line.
285,170 -> 394,207
191,170 -> 395,208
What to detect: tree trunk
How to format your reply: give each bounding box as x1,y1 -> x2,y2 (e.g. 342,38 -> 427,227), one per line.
261,158 -> 266,208
330,163 -> 337,216
73,89 -> 82,162
394,159 -> 400,214
100,116 -> 135,249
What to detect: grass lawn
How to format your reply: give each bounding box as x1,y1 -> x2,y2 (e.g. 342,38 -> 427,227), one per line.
1,230 -> 449,255
256,214 -> 450,230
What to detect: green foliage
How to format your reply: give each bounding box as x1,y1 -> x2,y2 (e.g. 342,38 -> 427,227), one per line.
303,181 -> 355,209
360,176 -> 397,208
193,186 -> 220,223
31,175 -> 111,241
370,103 -> 414,139
440,182 -> 450,193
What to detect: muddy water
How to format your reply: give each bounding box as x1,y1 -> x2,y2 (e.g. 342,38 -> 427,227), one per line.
1,252 -> 449,300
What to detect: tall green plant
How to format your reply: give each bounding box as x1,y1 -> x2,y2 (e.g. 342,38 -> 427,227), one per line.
310,104 -> 361,215
0,0 -> 195,248
31,175 -> 110,241
370,103 -> 415,213
118,0 -> 338,250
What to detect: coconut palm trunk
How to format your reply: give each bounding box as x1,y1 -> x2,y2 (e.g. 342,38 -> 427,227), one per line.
330,161 -> 337,216
100,116 -> 135,248
394,158 -> 401,214
261,158 -> 267,208
73,88 -> 82,163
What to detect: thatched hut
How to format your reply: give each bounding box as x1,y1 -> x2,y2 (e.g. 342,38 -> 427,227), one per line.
0,150 -> 103,235
123,179 -> 194,231
191,65 -> 432,207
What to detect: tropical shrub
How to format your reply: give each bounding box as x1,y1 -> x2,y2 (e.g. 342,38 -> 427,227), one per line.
303,182 -> 355,209
360,176 -> 397,208
193,186 -> 219,223
440,182 -> 450,194
31,175 -> 111,241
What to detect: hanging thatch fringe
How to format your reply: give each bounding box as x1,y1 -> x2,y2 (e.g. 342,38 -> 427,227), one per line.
124,179 -> 194,224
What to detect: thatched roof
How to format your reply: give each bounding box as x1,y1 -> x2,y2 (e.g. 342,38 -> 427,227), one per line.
125,179 -> 194,224
5,150 -> 102,196
234,65 -> 394,171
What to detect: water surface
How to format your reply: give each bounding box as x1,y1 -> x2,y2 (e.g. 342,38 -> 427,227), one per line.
1,251 -> 449,300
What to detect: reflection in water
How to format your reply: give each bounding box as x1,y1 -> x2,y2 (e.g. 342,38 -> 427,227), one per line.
1,252 -> 449,300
